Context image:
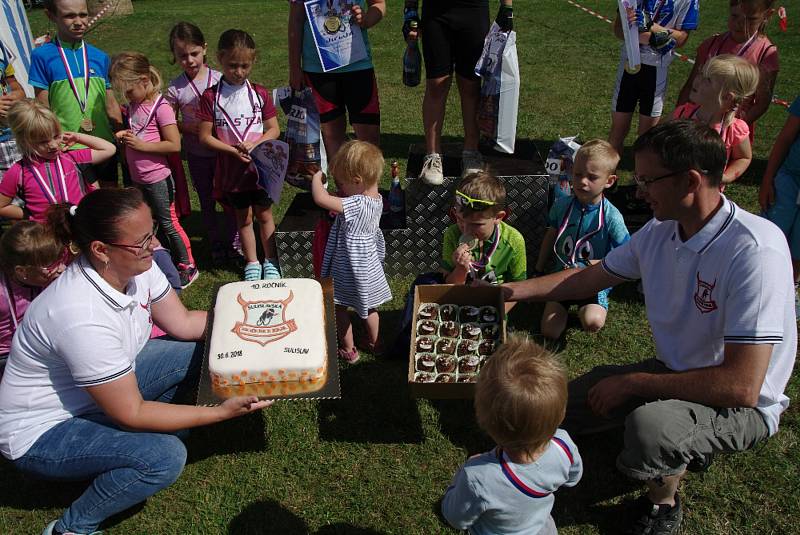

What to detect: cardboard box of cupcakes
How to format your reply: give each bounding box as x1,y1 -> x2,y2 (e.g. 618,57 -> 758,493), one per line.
408,285 -> 505,399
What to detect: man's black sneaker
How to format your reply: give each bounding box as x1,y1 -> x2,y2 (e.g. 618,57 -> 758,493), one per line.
625,493 -> 683,535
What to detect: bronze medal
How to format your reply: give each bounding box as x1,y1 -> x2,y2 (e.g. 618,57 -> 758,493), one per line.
80,117 -> 94,132
324,15 -> 341,34
624,61 -> 640,75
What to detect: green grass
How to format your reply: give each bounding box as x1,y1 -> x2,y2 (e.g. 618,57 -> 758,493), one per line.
2,0 -> 799,533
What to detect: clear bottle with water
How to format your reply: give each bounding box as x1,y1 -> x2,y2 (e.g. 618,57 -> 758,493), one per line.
403,21 -> 421,87
389,161 -> 404,213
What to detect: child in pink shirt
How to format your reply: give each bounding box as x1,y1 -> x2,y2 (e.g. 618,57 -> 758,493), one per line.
111,51 -> 198,289
0,99 -> 115,222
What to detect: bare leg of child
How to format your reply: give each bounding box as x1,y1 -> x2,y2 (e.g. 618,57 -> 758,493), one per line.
336,304 -> 355,351
608,111 -> 633,158
364,308 -> 381,352
578,304 -> 607,334
541,301 -> 568,341
235,206 -> 257,263
254,205 -> 276,259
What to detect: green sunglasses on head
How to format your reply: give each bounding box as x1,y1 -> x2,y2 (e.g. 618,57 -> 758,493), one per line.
455,190 -> 497,210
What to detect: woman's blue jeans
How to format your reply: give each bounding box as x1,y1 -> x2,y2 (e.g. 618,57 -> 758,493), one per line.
13,338 -> 204,534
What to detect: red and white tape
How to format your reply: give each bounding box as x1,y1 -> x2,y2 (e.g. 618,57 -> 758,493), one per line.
564,0 -> 789,108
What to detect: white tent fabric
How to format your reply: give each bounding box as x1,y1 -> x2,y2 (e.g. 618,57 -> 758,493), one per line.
1,0 -> 35,96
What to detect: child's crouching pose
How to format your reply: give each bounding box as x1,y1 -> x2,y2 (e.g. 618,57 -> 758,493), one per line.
198,29 -> 281,281
441,334 -> 582,534
536,140 -> 629,340
672,54 -> 759,185
311,140 -> 391,364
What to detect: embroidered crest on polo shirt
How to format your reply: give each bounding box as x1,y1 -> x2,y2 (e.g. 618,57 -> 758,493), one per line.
694,272 -> 718,314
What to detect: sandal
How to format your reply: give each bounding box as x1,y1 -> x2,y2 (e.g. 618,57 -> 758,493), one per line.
356,335 -> 384,356
338,347 -> 359,364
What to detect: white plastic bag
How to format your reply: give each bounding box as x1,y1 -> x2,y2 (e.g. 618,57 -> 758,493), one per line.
475,23 -> 520,154
546,136 -> 582,202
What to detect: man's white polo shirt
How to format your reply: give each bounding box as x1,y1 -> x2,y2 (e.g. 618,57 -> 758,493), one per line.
0,256 -> 170,460
601,197 -> 797,435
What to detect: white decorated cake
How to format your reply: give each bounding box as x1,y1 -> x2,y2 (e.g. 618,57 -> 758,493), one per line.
209,279 -> 328,389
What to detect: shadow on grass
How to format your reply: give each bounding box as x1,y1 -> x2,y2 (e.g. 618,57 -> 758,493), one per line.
187,411 -> 267,463
228,499 -> 387,535
317,354 -> 424,444
0,459 -> 84,510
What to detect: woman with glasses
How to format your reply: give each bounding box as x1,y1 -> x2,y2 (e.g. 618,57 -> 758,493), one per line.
0,188 -> 271,535
0,218 -> 71,375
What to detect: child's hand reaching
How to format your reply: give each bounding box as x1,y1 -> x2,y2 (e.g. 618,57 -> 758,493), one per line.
453,243 -> 474,272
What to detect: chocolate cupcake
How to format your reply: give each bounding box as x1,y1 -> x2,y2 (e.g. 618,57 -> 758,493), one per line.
457,339 -> 479,357
478,339 -> 497,356
417,320 -> 438,336
459,305 -> 480,323
481,323 -> 500,340
416,336 -> 436,353
414,371 -> 435,383
458,355 -> 481,374
415,353 -> 436,372
435,373 -> 455,383
440,304 -> 458,322
479,306 -> 498,324
418,303 -> 439,321
460,322 -> 482,340
436,337 -> 457,355
439,320 -> 459,338
457,374 -> 477,383
436,355 -> 457,373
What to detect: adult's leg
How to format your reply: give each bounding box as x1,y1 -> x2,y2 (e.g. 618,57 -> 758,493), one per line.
14,418 -> 186,534
423,75 -> 453,155
608,60 -> 639,157
455,74 -> 481,152
609,112 -> 634,159
135,337 -> 204,404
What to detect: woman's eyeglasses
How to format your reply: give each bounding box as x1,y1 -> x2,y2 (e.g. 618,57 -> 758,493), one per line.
106,222 -> 158,256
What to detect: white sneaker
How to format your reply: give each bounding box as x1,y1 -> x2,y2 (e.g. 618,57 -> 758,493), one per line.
462,150 -> 483,177
419,153 -> 444,185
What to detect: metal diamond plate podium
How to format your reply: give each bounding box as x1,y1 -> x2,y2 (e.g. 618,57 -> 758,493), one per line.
276,141 -> 550,278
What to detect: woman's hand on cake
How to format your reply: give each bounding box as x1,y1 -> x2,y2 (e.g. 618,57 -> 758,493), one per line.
219,396 -> 273,419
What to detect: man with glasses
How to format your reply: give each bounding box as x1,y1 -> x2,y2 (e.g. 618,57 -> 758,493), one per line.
501,120 -> 796,535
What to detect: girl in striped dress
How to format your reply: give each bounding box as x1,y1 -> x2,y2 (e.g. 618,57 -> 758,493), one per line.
311,140 -> 391,363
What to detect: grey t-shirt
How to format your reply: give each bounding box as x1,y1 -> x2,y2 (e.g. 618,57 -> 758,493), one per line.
441,429 -> 582,534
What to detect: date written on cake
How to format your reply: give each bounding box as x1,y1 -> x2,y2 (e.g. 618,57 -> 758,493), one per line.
217,350 -> 243,359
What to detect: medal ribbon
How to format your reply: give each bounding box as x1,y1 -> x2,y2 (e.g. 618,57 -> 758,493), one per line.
56,39 -> 90,115
710,31 -> 760,60
496,439 -> 574,499
215,79 -> 259,144
184,66 -> 213,101
650,0 -> 667,23
554,197 -> 606,268
27,156 -> 69,204
132,95 -> 166,138
469,224 -> 501,271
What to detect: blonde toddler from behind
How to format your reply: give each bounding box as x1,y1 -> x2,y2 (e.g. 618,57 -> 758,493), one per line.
441,334 -> 583,534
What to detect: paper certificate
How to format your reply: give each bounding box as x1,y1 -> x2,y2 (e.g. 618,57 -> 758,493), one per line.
304,0 -> 368,72
618,0 -> 641,73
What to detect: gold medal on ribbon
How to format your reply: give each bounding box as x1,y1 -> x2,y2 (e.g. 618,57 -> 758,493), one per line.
324,15 -> 341,34
80,117 -> 94,132
624,61 -> 641,75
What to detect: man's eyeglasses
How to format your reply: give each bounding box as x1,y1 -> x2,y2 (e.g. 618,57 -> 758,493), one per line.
455,190 -> 497,210
106,222 -> 158,256
632,169 -> 689,190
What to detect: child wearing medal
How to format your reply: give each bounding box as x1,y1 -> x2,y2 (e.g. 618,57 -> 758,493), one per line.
0,99 -> 115,223
672,55 -> 759,185
29,0 -> 123,189
441,333 -> 582,534
166,22 -> 239,266
0,219 -> 72,376
676,0 -> 779,142
198,29 -> 281,281
110,52 -> 198,289
608,0 -> 699,158
535,140 -> 629,341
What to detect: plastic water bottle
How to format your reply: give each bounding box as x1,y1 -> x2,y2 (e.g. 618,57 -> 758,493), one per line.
389,161 -> 403,213
403,22 -> 421,87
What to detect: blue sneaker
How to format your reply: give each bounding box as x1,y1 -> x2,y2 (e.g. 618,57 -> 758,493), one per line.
262,260 -> 281,279
244,262 -> 261,281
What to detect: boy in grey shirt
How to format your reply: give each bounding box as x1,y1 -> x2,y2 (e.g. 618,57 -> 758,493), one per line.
441,334 -> 582,534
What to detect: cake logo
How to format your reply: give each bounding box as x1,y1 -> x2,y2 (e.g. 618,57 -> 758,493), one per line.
232,291 -> 298,346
